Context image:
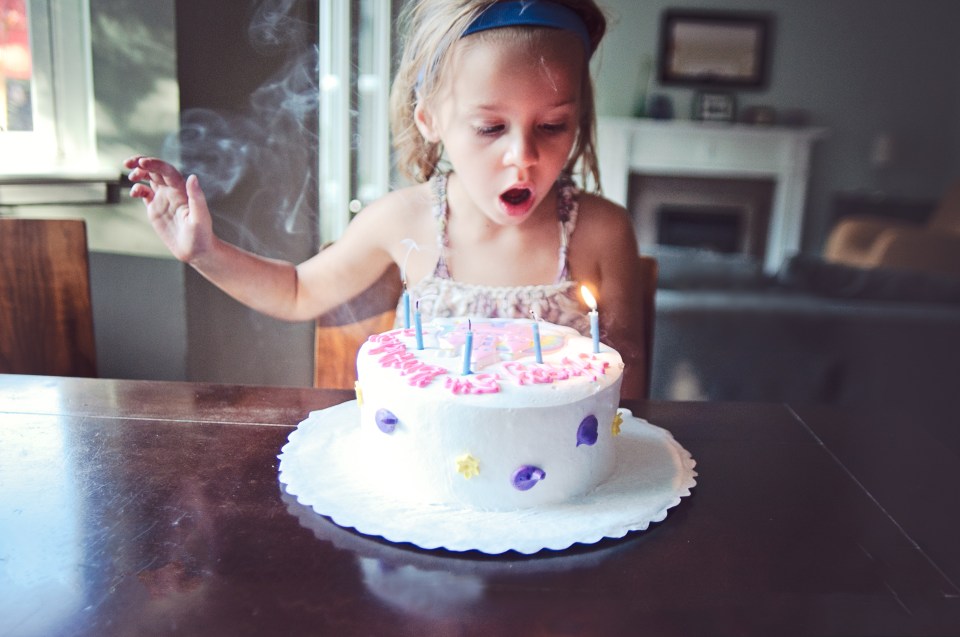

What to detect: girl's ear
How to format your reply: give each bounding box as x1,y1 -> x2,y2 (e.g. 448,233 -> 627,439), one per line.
414,102 -> 441,143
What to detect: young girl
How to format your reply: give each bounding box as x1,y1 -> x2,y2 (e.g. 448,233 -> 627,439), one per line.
126,0 -> 646,398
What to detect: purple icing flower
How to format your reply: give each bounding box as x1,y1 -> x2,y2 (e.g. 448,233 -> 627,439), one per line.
512,465 -> 546,491
375,408 -> 398,434
577,415 -> 599,446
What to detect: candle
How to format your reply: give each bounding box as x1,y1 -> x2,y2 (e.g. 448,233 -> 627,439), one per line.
530,309 -> 543,364
462,319 -> 473,375
580,285 -> 600,353
414,300 -> 424,350
399,241 -> 418,330
401,284 -> 411,329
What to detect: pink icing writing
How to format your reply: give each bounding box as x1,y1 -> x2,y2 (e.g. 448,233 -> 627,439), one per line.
444,373 -> 501,395
368,333 -> 446,387
503,355 -> 609,385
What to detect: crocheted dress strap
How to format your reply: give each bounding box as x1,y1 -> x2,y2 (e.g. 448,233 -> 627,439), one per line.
431,172 -> 452,279
555,172 -> 579,283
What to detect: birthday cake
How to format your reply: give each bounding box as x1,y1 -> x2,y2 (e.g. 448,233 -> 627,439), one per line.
354,317 -> 624,511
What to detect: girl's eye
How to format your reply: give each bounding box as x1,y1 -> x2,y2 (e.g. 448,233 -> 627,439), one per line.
475,124 -> 504,137
541,122 -> 569,134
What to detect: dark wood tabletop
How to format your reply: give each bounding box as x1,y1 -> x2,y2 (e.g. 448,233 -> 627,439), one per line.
2,374 -> 958,636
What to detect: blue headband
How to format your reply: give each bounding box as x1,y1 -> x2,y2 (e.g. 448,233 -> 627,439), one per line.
462,1 -> 594,57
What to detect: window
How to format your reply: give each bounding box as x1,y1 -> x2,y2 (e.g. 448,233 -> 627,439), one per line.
1,0 -> 32,131
318,0 -> 393,243
0,0 -> 98,176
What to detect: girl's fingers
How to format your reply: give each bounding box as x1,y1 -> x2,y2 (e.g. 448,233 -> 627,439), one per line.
186,174 -> 208,213
128,157 -> 185,190
129,183 -> 154,203
123,155 -> 145,170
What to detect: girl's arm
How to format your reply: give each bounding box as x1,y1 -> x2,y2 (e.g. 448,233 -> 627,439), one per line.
574,195 -> 648,400
126,156 -> 397,322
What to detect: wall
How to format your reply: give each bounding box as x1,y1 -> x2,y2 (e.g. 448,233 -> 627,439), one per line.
89,0 -> 188,382
593,0 -> 960,251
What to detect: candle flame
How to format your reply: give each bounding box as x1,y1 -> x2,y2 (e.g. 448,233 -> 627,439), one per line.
580,285 -> 597,311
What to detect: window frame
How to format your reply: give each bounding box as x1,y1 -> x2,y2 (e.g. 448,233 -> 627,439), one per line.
317,0 -> 392,244
1,0 -> 99,178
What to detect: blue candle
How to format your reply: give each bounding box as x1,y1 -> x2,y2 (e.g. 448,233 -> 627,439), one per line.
581,285 -> 600,353
401,287 -> 410,329
589,310 -> 600,353
531,317 -> 543,364
414,300 -> 424,350
462,320 -> 473,375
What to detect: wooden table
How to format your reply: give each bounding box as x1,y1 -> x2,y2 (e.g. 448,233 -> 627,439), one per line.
2,374 -> 958,636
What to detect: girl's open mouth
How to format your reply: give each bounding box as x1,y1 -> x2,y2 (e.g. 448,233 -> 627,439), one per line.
499,187 -> 535,217
501,188 -> 531,205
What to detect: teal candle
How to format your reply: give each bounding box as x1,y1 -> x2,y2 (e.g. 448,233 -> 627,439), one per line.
589,310 -> 600,353
532,320 -> 543,363
462,320 -> 473,375
581,285 -> 600,354
414,301 -> 424,350
401,289 -> 410,329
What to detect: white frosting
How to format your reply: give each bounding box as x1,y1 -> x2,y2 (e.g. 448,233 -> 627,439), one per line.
356,318 -> 624,511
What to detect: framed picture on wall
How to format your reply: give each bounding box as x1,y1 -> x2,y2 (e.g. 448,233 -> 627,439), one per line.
658,10 -> 772,89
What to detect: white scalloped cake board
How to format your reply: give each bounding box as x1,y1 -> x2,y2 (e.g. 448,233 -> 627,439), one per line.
279,401 -> 697,555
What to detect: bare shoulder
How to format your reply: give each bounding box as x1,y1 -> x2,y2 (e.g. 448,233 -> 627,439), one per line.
330,181 -> 439,283
573,192 -> 637,251
339,182 -> 433,248
350,182 -> 432,230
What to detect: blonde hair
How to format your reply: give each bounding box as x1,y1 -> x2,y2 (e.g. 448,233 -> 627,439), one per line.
389,0 -> 607,189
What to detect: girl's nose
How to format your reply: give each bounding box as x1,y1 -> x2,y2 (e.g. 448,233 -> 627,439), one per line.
504,130 -> 539,168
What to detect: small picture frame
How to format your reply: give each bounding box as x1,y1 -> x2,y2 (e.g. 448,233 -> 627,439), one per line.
694,92 -> 736,122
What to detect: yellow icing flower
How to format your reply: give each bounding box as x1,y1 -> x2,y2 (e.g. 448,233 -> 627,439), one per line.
354,381 -> 364,407
456,454 -> 480,479
611,410 -> 624,436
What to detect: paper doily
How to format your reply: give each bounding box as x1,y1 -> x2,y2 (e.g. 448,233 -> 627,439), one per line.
278,401 -> 696,554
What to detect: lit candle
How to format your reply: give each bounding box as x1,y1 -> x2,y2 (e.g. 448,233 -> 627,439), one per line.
580,285 -> 600,353
401,283 -> 411,329
414,300 -> 424,350
462,319 -> 473,375
530,309 -> 543,364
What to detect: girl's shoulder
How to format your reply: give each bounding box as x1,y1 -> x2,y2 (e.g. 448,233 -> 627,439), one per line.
346,181 -> 435,238
358,181 -> 434,222
343,181 -> 439,260
573,191 -> 632,235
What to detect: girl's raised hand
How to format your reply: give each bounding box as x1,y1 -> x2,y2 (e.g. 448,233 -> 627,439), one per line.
125,156 -> 214,263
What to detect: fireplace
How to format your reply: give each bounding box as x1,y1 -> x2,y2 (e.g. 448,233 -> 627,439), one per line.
658,206 -> 746,254
597,118 -> 826,274
628,173 -> 775,263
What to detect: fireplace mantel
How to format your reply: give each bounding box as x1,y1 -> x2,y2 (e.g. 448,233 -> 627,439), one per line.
597,117 -> 827,273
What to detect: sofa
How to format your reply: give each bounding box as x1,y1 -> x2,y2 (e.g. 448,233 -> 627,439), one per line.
649,254 -> 960,414
823,177 -> 960,278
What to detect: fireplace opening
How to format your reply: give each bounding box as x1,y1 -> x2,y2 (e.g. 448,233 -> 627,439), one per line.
657,205 -> 745,254
627,174 -> 775,263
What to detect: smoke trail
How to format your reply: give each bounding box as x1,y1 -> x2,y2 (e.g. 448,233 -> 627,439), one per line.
162,0 -> 319,247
